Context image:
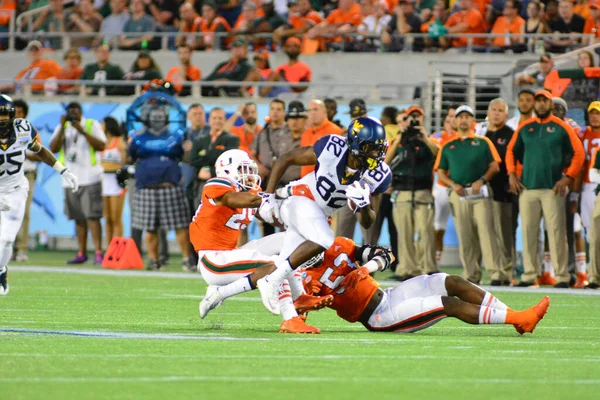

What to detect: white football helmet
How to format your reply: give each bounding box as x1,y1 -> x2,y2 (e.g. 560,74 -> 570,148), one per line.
215,149 -> 261,190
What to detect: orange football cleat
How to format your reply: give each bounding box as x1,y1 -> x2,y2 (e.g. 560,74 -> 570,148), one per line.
516,296 -> 550,334
537,272 -> 557,286
279,316 -> 320,334
572,272 -> 589,289
294,294 -> 333,314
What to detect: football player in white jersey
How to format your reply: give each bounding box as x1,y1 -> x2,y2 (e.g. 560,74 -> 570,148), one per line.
254,116 -> 392,313
0,95 -> 78,295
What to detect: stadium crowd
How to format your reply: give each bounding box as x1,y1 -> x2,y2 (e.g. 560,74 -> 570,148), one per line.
8,87 -> 600,290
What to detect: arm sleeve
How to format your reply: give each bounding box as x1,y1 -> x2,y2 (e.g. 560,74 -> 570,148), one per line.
27,126 -> 39,150
481,137 -> 502,163
313,135 -> 330,158
561,121 -> 585,178
203,179 -> 235,200
433,145 -> 448,171
92,120 -> 107,143
505,128 -> 522,174
372,171 -> 392,194
128,137 -> 138,161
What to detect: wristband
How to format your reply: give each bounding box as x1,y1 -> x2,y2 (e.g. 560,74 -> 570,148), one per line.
569,192 -> 580,202
479,177 -> 487,184
52,161 -> 66,174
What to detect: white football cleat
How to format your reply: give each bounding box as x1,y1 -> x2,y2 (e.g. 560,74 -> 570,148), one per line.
199,285 -> 224,319
257,278 -> 280,315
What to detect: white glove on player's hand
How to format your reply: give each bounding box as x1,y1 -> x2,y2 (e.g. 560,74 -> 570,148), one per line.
62,169 -> 79,193
345,181 -> 371,211
258,193 -> 280,224
0,196 -> 11,212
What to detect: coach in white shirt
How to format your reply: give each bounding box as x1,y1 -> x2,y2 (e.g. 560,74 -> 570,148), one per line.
49,102 -> 106,265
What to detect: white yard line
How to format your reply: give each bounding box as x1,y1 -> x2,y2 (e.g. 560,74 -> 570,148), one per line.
10,266 -> 600,296
0,376 -> 599,385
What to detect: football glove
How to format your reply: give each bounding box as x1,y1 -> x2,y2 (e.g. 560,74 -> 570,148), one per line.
345,181 -> 371,211
61,169 -> 79,193
0,196 -> 11,212
357,245 -> 394,271
257,193 -> 280,224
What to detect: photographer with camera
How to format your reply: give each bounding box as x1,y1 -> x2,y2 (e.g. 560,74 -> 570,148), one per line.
49,102 -> 107,265
385,105 -> 439,280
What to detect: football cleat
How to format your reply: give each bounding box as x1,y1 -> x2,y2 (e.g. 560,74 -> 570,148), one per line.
294,294 -> 334,314
572,272 -> 589,289
537,272 -> 557,286
67,253 -> 88,265
516,296 -> 550,334
199,285 -> 224,319
0,266 -> 8,295
257,277 -> 280,315
182,258 -> 197,272
279,316 -> 320,334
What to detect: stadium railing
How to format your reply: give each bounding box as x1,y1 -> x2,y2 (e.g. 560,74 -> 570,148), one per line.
3,31 -> 598,53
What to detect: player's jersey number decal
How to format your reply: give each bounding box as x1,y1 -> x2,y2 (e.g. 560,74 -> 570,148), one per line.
0,151 -> 23,176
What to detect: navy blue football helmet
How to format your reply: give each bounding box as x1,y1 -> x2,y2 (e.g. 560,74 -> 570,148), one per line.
0,94 -> 15,138
346,116 -> 387,170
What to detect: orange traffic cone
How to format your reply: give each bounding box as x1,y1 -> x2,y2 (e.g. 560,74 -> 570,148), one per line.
102,237 -> 144,270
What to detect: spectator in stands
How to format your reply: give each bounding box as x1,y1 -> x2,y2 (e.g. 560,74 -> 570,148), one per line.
49,102 -> 106,265
199,1 -> 232,50
273,0 -> 322,44
98,0 -> 130,47
189,107 -> 240,207
119,0 -> 157,51
248,0 -> 287,34
253,49 -> 272,79
441,0 -> 487,50
232,1 -> 261,34
202,38 -> 258,97
217,0 -> 242,28
546,0 -> 586,53
300,99 -> 344,176
260,37 -> 311,97
356,0 -> 391,51
57,47 -> 84,95
489,0 -> 525,52
522,0 -> 550,36
225,103 -> 263,155
31,0 -> 69,50
66,0 -> 103,49
0,41 -> 61,94
584,0 -> 600,45
0,0 -> 15,49
13,99 -> 37,263
177,2 -> 202,48
324,98 -> 345,130
506,90 -> 585,288
421,0 -> 447,51
82,44 -> 126,96
307,0 -> 362,44
129,99 -> 192,271
99,116 -> 127,248
123,51 -> 162,83
546,0 -> 561,30
517,53 -> 555,86
382,0 -> 423,52
143,0 -> 179,28
165,44 -> 202,96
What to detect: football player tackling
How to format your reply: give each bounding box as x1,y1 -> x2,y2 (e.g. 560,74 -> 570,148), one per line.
302,237 -> 549,334
256,116 -> 392,313
191,149 -> 332,333
0,95 -> 78,295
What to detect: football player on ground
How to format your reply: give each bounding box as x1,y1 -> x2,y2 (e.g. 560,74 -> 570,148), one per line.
191,149 -> 332,333
301,237 -> 550,334
254,116 -> 392,314
0,95 -> 78,295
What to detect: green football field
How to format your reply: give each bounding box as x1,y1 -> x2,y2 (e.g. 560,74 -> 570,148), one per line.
2,252 -> 599,400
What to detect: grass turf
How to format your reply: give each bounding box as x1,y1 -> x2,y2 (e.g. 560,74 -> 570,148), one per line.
1,258 -> 599,400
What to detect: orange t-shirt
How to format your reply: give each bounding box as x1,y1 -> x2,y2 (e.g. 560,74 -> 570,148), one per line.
431,131 -> 458,187
201,16 -> 232,49
300,119 -> 344,176
325,4 -> 362,26
182,16 -> 203,33
445,8 -> 487,47
275,61 -> 311,92
581,126 -> 600,183
230,124 -> 263,155
189,177 -> 256,251
490,16 -> 525,47
575,4 -> 591,21
165,65 -> 202,94
289,10 -> 323,29
584,17 -> 600,38
57,66 -> 83,93
0,0 -> 15,26
233,9 -> 265,30
15,58 -> 62,92
305,237 -> 379,323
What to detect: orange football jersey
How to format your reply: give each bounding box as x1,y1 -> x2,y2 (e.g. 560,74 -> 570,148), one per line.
581,127 -> 600,183
305,237 -> 379,323
189,177 -> 256,251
